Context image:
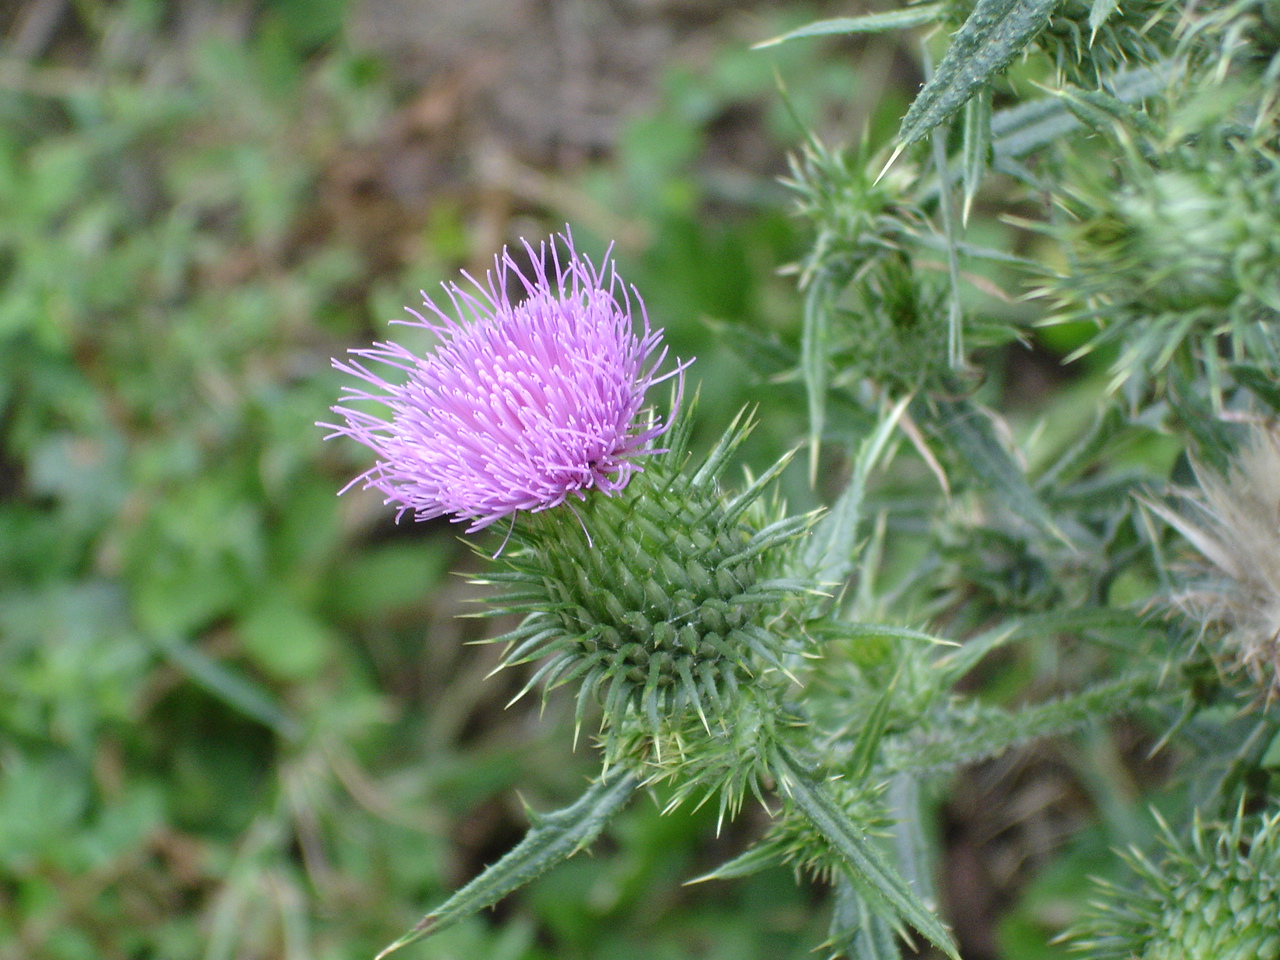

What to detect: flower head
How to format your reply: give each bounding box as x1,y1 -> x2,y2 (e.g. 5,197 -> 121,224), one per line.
323,230 -> 687,531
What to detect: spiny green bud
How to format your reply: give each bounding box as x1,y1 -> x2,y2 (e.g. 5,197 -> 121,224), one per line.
1074,168 -> 1249,314
483,413 -> 813,758
1045,111 -> 1280,389
1070,809 -> 1280,960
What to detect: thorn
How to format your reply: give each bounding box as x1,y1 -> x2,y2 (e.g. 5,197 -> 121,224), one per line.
875,142 -> 906,184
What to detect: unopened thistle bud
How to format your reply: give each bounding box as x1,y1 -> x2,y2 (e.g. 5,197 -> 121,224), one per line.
1070,809 -> 1280,960
1046,114 -> 1280,389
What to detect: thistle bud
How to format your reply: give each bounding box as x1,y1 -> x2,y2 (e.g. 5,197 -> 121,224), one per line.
489,413 -> 812,765
1070,809 -> 1280,960
1047,115 -> 1280,389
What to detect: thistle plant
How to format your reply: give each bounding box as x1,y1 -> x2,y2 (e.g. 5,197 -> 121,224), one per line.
326,232 -> 956,958
324,0 -> 1280,953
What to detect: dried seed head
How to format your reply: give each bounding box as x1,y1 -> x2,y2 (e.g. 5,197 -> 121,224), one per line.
1161,426 -> 1280,701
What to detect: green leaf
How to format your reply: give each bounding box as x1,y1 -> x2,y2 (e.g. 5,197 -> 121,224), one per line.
1033,404 -> 1128,492
155,637 -> 300,739
818,621 -> 954,648
848,680 -> 899,780
961,86 -> 992,223
753,5 -> 947,48
1231,363 -> 1280,414
923,394 -> 1063,540
889,670 -> 1166,774
770,743 -> 959,958
828,874 -> 903,960
690,406 -> 756,488
376,766 -> 639,959
898,0 -> 1062,147
802,274 -> 833,480
804,398 -> 908,589
933,623 -> 1020,687
1054,84 -> 1162,138
988,64 -> 1168,162
688,839 -> 785,884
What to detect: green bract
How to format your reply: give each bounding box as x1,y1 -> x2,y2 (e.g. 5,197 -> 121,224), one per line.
1071,810 -> 1280,960
484,410 -> 813,761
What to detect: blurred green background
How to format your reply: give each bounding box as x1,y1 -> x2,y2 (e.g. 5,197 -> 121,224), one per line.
0,1 -> 918,957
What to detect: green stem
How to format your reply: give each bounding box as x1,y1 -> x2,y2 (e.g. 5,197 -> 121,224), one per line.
888,670 -> 1168,775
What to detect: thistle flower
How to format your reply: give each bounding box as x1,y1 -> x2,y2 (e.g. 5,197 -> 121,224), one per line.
1151,426 -> 1280,701
1069,808 -> 1280,960
322,230 -> 685,532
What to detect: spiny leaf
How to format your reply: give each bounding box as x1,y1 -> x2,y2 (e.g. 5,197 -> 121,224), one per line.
376,766 -> 638,959
827,872 -> 904,960
691,406 -> 756,488
848,679 -> 898,780
887,670 -> 1166,774
804,397 -> 908,590
753,4 -> 947,49
816,621 -> 954,648
803,275 -> 833,481
770,743 -> 959,958
688,838 -> 785,883
922,393 -> 1065,541
961,86 -> 992,223
720,449 -> 796,528
1054,84 -> 1162,138
988,63 -> 1169,162
898,0 -> 1062,148
933,623 -> 1019,686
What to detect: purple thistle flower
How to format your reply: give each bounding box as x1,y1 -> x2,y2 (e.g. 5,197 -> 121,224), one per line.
322,230 -> 688,532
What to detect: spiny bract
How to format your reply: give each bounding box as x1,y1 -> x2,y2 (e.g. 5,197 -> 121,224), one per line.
483,412 -> 814,756
1070,809 -> 1280,960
